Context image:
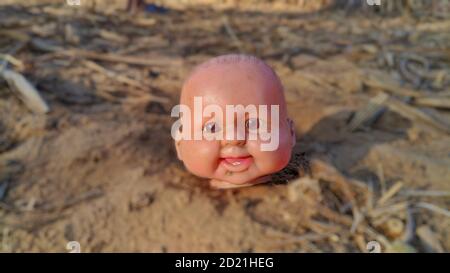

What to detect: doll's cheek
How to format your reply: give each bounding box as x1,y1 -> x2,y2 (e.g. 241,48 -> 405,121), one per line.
259,151 -> 290,173
250,139 -> 292,173
183,161 -> 211,178
180,141 -> 221,177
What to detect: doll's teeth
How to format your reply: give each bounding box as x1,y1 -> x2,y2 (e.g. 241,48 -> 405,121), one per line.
232,162 -> 240,166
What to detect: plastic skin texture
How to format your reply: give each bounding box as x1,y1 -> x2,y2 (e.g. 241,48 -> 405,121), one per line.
174,54 -> 296,189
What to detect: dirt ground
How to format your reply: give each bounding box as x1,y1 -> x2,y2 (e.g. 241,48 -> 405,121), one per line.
0,1 -> 449,252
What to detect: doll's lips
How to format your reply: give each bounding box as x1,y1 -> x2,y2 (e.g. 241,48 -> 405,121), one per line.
220,156 -> 253,172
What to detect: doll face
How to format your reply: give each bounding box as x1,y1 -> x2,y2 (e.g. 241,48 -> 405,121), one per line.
175,55 -> 295,186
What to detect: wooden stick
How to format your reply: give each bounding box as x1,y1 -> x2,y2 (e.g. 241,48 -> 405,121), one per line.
370,201 -> 408,219
83,60 -> 170,103
354,234 -> 368,253
64,49 -> 182,67
310,159 -> 357,206
0,69 -> 50,114
416,225 -> 445,253
0,30 -> 30,42
377,181 -> 404,206
377,163 -> 386,195
31,38 -> 182,67
400,190 -> 450,197
97,29 -> 128,44
415,202 -> 450,218
0,54 -> 25,70
348,93 -> 388,131
222,16 -> 244,52
30,38 -> 63,52
413,97 -> 450,110
384,96 -> 450,134
83,60 -> 144,90
366,180 -> 374,213
363,77 -> 424,98
435,90 -> 450,97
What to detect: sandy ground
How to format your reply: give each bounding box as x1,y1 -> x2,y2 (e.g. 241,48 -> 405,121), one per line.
0,2 -> 449,252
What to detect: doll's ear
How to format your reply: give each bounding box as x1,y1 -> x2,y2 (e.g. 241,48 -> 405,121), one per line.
288,118 -> 296,147
175,140 -> 183,160
174,129 -> 183,161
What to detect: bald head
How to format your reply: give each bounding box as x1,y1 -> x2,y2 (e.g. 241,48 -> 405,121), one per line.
181,54 -> 286,113
190,54 -> 275,75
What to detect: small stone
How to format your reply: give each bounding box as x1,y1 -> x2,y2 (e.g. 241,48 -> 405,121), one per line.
381,217 -> 404,239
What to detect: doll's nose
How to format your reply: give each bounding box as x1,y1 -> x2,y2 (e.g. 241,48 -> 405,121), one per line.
222,138 -> 246,146
221,128 -> 246,146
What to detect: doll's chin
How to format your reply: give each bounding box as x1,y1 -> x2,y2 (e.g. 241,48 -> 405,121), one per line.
209,175 -> 271,189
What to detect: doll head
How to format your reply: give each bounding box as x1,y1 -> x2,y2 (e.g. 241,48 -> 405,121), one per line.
173,54 -> 296,189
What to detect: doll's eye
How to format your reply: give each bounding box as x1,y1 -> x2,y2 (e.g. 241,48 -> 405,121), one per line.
203,122 -> 221,134
245,118 -> 260,131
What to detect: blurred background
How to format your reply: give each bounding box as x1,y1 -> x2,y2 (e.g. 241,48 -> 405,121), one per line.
0,0 -> 449,252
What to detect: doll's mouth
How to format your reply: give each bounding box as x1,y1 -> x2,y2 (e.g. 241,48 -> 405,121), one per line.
220,156 -> 253,172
